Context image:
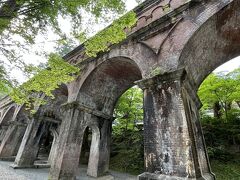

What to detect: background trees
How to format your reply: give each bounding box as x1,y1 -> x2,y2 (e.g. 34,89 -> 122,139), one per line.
110,68 -> 240,178
198,68 -> 240,121
111,86 -> 144,174
198,68 -> 240,179
113,87 -> 143,136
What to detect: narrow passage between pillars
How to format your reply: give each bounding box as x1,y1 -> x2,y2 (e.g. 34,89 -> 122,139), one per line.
0,122 -> 26,158
49,103 -> 112,180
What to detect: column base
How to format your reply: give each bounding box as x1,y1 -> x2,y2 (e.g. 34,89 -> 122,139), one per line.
0,156 -> 16,161
10,163 -> 34,169
138,172 -> 215,180
10,163 -> 50,169
90,175 -> 114,180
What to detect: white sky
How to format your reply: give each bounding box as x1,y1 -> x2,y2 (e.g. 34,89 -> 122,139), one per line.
8,0 -> 240,82
214,56 -> 240,73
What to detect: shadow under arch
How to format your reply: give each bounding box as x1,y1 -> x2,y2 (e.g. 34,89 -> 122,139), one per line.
0,105 -> 28,158
77,56 -> 143,114
0,106 -> 16,144
178,0 -> 240,89
75,56 -> 143,177
0,106 -> 16,126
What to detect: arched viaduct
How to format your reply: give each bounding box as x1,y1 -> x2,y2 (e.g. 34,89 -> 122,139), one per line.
0,0 -> 239,179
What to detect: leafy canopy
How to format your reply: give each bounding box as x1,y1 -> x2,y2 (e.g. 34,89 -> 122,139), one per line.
9,53 -> 79,107
113,87 -> 143,135
198,69 -> 240,109
0,0 -> 140,107
198,68 -> 240,121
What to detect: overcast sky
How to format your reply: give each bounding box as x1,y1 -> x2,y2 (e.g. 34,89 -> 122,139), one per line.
10,0 -> 240,82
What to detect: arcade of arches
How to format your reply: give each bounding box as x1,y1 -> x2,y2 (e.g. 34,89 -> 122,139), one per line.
0,0 -> 239,179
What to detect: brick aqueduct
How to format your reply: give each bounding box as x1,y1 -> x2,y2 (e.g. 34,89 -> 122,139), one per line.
0,0 -> 239,179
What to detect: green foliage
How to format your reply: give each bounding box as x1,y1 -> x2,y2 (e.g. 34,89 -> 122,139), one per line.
84,11 -> 137,57
0,0 -> 140,107
110,130 -> 144,175
1,0 -> 139,110
113,87 -> 143,135
198,68 -> 240,120
9,53 -> 79,109
199,68 -> 240,178
199,71 -> 240,109
211,160 -> 240,180
201,113 -> 240,166
110,86 -> 144,174
1,0 -> 127,43
110,83 -> 240,177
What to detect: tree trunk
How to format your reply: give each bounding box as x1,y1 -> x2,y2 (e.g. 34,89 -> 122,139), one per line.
213,101 -> 221,118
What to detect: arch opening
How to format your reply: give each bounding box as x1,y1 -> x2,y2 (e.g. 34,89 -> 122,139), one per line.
197,58 -> 240,178
35,122 -> 58,165
79,125 -> 100,177
0,106 -> 16,144
79,127 -> 91,166
111,86 -> 144,174
78,57 -> 142,114
77,57 -> 144,176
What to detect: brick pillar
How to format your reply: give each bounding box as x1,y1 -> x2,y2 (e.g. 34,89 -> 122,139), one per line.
136,69 -> 215,180
12,119 -> 44,168
0,122 -> 26,158
87,117 -> 112,177
48,128 -> 59,166
0,125 -> 8,144
49,107 -> 88,180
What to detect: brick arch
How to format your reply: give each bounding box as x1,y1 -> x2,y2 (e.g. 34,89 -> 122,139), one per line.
0,105 -> 16,126
178,0 -> 240,88
77,56 -> 142,115
39,83 -> 69,122
67,42 -> 157,102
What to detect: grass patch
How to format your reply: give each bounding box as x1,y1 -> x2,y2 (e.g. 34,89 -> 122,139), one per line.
211,160 -> 240,180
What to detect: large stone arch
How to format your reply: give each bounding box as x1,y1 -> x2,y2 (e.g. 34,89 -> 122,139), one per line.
0,105 -> 28,159
67,42 -> 157,101
48,1 -> 240,179
0,106 -> 16,144
0,105 -> 16,126
77,56 -> 143,115
178,0 -> 240,88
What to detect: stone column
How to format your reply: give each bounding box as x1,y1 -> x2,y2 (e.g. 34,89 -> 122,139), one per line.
48,128 -> 59,166
87,117 -> 112,177
0,125 -> 8,144
0,122 -> 27,158
49,106 -> 89,180
12,119 -> 44,168
136,69 -> 215,180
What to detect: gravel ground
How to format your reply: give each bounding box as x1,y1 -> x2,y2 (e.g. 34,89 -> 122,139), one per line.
0,161 -> 137,180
